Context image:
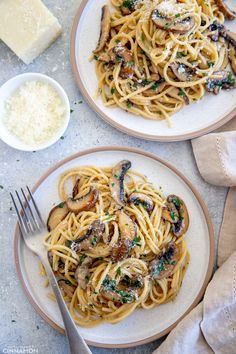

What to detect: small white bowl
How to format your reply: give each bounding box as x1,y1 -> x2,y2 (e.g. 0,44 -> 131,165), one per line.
0,73 -> 70,151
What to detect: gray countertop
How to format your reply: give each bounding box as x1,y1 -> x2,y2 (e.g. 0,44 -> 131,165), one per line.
0,1 -> 227,353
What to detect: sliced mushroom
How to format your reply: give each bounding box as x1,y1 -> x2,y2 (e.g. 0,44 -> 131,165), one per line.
170,62 -> 196,82
68,220 -> 105,252
162,195 -> 189,237
215,0 -> 236,20
67,187 -> 99,214
94,5 -> 111,54
101,276 -> 135,303
72,178 -> 81,198
47,202 -> 69,231
111,211 -> 137,262
117,210 -> 137,241
111,239 -> 131,263
112,45 -> 135,79
162,202 -> 179,223
109,160 -> 131,206
149,242 -> 179,280
58,279 -> 76,298
150,73 -> 160,81
120,0 -> 138,15
168,195 -> 189,237
206,70 -> 236,94
221,28 -> 236,46
152,10 -> 195,34
74,256 -> 92,289
229,44 -> 236,74
128,192 -> 154,212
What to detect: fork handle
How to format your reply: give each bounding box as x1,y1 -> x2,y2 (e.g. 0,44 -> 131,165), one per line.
41,258 -> 92,354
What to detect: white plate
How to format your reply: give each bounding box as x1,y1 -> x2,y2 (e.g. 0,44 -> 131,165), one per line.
70,0 -> 236,142
14,147 -> 214,348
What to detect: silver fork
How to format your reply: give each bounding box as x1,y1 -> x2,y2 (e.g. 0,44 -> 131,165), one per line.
11,187 -> 92,354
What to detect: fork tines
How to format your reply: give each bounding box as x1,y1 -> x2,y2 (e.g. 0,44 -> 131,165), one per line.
10,186 -> 45,234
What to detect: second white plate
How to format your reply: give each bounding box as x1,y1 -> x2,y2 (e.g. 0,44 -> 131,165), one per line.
70,0 -> 236,142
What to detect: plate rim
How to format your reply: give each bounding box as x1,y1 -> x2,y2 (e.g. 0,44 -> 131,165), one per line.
69,0 -> 236,142
14,146 -> 215,348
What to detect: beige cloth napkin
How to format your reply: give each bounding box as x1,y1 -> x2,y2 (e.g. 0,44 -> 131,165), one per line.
153,118 -> 236,354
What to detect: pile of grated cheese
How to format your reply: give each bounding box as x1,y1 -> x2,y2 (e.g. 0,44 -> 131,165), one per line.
3,80 -> 66,145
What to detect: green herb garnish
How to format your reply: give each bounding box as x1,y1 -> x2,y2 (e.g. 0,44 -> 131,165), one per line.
58,202 -> 65,208
79,254 -> 86,265
178,89 -> 186,97
116,267 -> 121,275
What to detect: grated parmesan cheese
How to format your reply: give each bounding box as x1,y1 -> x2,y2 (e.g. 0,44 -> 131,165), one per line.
3,81 -> 66,145
156,0 -> 184,17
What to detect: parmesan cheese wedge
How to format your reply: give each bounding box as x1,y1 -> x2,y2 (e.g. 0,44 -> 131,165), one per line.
0,0 -> 62,64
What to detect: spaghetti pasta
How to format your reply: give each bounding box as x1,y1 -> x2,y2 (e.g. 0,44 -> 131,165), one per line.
43,161 -> 190,327
91,0 -> 236,124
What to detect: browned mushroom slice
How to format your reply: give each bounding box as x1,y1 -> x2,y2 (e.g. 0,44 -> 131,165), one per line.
170,63 -> 196,82
67,220 -> 105,252
215,0 -> 236,20
58,279 -> 76,298
128,192 -> 154,212
149,242 -> 179,280
162,203 -> 179,223
229,44 -> 236,74
206,70 -> 236,95
223,30 -> 236,46
152,10 -> 195,34
118,210 -> 137,241
109,160 -> 131,206
47,202 -> 69,231
67,187 -> 99,213
74,256 -> 92,289
167,195 -> 189,237
101,275 -> 135,303
72,178 -> 80,198
111,211 -> 137,262
94,5 -> 111,54
112,45 -> 135,79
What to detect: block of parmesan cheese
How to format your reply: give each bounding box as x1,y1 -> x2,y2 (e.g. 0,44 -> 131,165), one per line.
0,0 -> 62,64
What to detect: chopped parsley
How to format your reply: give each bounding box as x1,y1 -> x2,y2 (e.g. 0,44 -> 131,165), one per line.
176,52 -> 186,58
140,79 -> 150,86
151,82 -> 160,91
127,101 -> 133,109
94,55 -> 99,60
178,89 -> 186,97
170,211 -> 177,220
60,136 -> 64,140
90,236 -> 97,246
110,88 -> 115,94
122,0 -> 134,9
70,109 -> 74,113
207,61 -> 214,68
132,236 -> 141,247
79,254 -> 86,265
172,197 -> 183,207
111,182 -> 115,187
175,13 -> 180,18
141,33 -> 145,42
116,267 -> 121,275
115,39 -> 120,44
58,202 -> 65,208
164,23 -> 171,29
227,72 -> 235,85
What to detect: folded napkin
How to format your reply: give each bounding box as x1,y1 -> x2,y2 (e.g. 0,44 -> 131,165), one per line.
153,118 -> 236,354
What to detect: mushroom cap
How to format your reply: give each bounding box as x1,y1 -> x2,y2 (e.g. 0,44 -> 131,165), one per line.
67,187 -> 99,214
152,10 -> 195,34
109,160 -> 131,206
215,0 -> 236,20
94,5 -> 111,54
150,242 -> 180,280
128,192 -> 154,212
47,202 -> 69,231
